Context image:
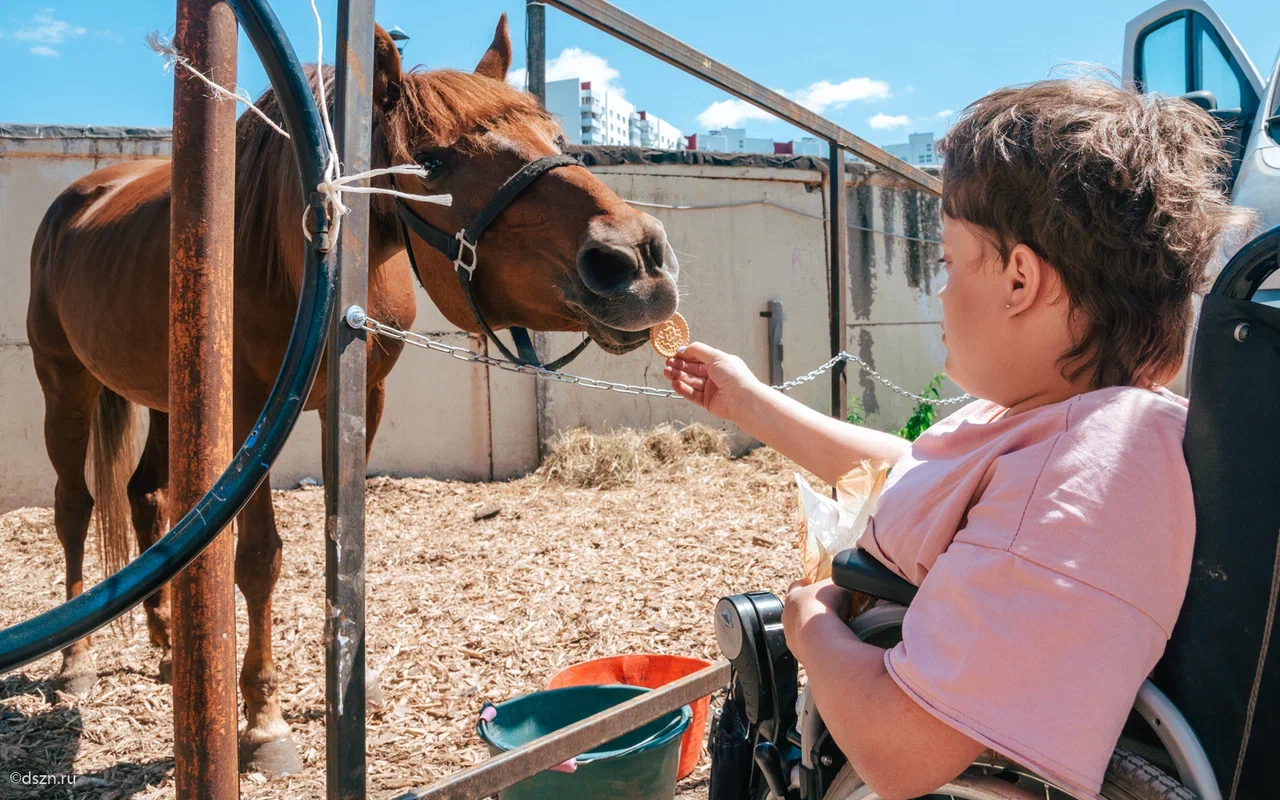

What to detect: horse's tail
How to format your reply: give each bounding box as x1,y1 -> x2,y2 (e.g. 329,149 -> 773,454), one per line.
90,388 -> 138,579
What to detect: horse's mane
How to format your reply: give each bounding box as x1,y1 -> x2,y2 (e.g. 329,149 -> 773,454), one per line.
391,67 -> 557,157
232,63 -> 560,298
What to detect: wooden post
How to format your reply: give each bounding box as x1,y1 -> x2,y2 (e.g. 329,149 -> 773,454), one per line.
169,0 -> 238,797
828,144 -> 848,421
761,300 -> 784,386
325,1 -> 373,798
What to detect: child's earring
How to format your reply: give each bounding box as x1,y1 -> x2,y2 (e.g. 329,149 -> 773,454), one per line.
1005,303 -> 1011,309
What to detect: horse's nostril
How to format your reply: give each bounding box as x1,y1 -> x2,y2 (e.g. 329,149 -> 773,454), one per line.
646,236 -> 665,272
578,243 -> 641,296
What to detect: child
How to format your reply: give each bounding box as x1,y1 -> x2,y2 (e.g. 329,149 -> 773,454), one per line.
665,78 -> 1253,799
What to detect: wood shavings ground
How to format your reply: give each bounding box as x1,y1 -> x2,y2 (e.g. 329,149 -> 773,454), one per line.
0,426 -> 805,799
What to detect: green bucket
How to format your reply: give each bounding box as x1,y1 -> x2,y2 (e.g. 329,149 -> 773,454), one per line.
477,684 -> 692,800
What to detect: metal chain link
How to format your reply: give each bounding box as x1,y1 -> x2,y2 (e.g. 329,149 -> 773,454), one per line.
345,306 -> 972,406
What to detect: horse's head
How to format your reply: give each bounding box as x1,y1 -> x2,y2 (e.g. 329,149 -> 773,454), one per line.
369,17 -> 679,354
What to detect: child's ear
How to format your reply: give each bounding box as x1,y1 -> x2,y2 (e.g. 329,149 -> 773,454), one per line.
1005,244 -> 1043,315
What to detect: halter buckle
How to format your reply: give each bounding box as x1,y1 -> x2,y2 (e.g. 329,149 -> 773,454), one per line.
454,232 -> 478,276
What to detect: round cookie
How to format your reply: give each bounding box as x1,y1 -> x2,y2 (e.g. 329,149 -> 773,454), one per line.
649,312 -> 690,358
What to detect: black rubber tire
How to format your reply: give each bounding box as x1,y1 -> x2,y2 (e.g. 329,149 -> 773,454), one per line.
1100,747 -> 1197,800
821,746 -> 1195,799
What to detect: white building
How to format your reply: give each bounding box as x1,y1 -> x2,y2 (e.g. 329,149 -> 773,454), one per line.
884,132 -> 941,165
791,137 -> 824,156
633,111 -> 682,150
544,77 -> 682,149
694,127 -> 775,155
687,130 -> 824,157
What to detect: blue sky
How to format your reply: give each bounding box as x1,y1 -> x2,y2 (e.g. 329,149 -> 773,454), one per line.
1,1 -> 1277,147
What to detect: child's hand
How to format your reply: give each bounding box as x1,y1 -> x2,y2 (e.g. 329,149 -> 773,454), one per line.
663,342 -> 761,422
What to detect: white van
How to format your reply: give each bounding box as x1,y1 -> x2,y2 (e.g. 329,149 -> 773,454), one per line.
1125,1 -> 1280,306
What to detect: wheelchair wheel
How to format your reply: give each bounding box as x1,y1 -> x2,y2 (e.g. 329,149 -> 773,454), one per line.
821,746 -> 1194,799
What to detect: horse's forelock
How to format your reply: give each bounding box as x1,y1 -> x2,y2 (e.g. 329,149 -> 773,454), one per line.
390,68 -> 559,156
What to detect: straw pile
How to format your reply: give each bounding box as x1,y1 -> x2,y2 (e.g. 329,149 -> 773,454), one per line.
0,426 -> 806,799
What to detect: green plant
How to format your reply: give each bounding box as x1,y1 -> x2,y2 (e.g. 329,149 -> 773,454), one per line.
846,397 -> 866,426
896,373 -> 946,441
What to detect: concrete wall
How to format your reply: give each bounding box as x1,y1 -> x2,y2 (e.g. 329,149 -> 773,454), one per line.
0,127 -> 171,514
0,127 -> 949,512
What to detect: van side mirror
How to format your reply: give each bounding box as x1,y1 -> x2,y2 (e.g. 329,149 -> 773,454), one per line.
1181,90 -> 1218,112
1266,114 -> 1280,142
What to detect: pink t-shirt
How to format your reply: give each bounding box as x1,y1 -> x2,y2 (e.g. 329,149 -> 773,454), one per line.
855,386 -> 1194,799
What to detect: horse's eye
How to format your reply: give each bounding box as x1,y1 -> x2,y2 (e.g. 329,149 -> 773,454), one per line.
418,157 -> 444,174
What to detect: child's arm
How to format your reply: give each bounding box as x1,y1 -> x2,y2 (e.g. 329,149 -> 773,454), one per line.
665,343 -> 910,484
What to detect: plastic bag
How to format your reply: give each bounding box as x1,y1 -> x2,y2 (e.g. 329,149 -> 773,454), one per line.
796,460 -> 891,583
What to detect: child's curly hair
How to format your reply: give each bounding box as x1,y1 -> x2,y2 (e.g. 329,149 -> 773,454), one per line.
938,78 -> 1256,390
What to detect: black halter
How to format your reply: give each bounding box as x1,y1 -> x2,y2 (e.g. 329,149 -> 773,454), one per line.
392,153 -> 591,370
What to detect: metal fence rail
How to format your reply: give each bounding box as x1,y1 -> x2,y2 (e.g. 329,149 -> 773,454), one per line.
540,0 -> 942,197
395,661 -> 731,800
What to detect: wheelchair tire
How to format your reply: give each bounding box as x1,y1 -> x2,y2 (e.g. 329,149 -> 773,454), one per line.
1102,747 -> 1196,800
820,746 -> 1194,799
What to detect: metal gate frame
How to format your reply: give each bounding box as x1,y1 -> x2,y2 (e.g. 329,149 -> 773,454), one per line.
377,3 -> 942,798
532,0 -> 941,424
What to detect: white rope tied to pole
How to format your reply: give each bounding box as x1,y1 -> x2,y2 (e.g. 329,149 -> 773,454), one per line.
303,0 -> 455,245
147,31 -> 292,139
147,9 -> 453,249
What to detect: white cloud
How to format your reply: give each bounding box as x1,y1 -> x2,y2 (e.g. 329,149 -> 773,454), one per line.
30,45 -> 60,57
869,113 -> 910,130
934,109 -> 955,119
13,10 -> 85,44
696,74 -> 890,131
509,47 -> 626,99
792,77 -> 890,113
696,98 -> 776,129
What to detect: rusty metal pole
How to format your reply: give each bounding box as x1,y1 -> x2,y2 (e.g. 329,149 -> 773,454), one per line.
325,0 -> 373,798
761,300 -> 784,386
828,143 -> 848,421
527,1 -> 547,102
169,0 -> 238,798
528,0 -> 550,461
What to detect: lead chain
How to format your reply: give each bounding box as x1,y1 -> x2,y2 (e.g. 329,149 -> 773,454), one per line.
345,306 -> 971,406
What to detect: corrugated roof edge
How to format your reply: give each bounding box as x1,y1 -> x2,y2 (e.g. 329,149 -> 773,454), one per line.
0,123 -> 172,140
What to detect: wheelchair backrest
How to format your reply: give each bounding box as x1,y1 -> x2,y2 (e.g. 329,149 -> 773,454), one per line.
1155,226 -> 1280,800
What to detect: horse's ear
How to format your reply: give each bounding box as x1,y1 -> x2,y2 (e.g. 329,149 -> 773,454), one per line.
373,24 -> 403,110
474,14 -> 512,81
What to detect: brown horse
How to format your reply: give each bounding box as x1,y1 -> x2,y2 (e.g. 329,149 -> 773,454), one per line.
27,16 -> 677,773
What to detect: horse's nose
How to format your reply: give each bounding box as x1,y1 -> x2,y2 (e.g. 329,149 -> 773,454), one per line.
577,217 -> 669,297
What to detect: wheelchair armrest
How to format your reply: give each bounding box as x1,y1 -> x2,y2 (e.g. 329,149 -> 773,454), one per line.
831,549 -> 918,607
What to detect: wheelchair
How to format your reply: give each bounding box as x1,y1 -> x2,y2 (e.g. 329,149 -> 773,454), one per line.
707,225 -> 1280,800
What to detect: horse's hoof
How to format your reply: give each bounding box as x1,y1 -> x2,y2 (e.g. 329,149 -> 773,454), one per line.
366,671 -> 386,707
157,656 -> 173,684
55,670 -> 97,697
240,736 -> 304,777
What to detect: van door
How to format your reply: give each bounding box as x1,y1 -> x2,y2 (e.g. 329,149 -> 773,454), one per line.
1124,1 -> 1264,190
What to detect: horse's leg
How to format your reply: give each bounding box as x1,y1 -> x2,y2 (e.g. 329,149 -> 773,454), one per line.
36,360 -> 101,696
235,475 -> 302,775
129,409 -> 172,683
